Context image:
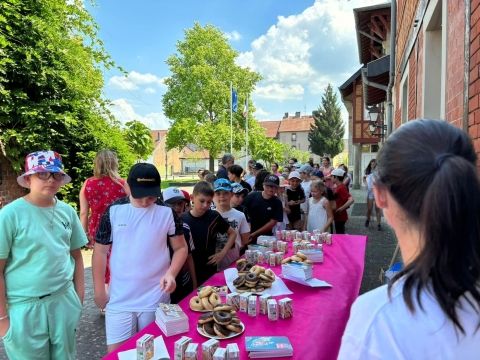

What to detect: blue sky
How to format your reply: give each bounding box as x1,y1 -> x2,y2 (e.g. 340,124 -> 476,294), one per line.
89,0 -> 385,130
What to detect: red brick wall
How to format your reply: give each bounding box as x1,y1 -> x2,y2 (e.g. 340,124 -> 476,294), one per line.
394,0 -> 420,129
395,0 -> 419,76
416,29 -> 424,117
0,155 -> 26,207
408,46 -> 417,119
469,0 -> 480,166
445,0 -> 466,129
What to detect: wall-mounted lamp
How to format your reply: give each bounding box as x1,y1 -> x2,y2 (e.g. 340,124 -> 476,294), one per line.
368,105 -> 387,138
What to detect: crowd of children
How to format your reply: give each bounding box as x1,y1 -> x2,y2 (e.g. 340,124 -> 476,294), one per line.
0,150 -> 358,358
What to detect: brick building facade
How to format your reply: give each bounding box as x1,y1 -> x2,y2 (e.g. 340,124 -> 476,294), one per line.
341,0 -> 480,176
395,0 -> 479,166
0,154 -> 26,208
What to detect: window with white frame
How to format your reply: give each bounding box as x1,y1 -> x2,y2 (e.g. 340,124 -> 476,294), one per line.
423,0 -> 446,119
400,68 -> 409,124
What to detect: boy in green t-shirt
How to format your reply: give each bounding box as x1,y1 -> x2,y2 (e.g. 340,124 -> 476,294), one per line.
0,150 -> 87,360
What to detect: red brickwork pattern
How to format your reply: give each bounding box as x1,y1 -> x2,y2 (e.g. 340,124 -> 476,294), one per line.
395,0 -> 419,74
416,29 -> 424,117
470,0 -> 480,167
446,0 -> 466,129
0,155 -> 26,207
408,46 -> 417,120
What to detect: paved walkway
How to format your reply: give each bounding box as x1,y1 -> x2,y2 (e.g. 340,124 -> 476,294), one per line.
0,187 -> 399,359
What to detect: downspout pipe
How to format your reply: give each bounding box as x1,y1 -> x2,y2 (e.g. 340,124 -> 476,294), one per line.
386,0 -> 397,137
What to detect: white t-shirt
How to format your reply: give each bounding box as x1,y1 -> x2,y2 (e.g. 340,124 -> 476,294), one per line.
307,197 -> 328,232
96,198 -> 180,311
246,176 -> 256,188
300,180 -> 312,213
216,208 -> 250,270
338,280 -> 480,360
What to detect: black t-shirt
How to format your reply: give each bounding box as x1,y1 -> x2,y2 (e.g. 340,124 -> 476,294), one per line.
286,186 -> 305,222
243,191 -> 283,242
234,204 -> 250,223
182,209 -> 230,285
240,180 -> 253,192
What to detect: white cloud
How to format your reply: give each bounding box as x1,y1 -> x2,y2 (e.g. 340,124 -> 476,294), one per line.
144,87 -> 156,94
238,0 -> 385,102
254,107 -> 270,118
255,84 -> 304,101
225,30 -> 242,41
108,71 -> 166,91
109,99 -> 170,130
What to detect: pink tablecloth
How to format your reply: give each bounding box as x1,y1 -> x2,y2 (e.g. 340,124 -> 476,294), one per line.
103,234 -> 367,360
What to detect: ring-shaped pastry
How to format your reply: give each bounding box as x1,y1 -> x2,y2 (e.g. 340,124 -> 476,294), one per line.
226,323 -> 243,333
213,323 -> 230,338
209,292 -> 220,307
189,295 -> 204,311
265,269 -> 275,278
199,286 -> 214,298
214,304 -> 234,312
245,272 -> 258,283
259,273 -> 275,282
203,322 -> 216,336
250,265 -> 262,275
201,296 -> 214,311
198,311 -> 214,324
213,310 -> 232,325
233,275 -> 246,287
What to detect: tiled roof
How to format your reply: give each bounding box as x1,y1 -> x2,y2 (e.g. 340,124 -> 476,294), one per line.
259,121 -> 281,138
277,116 -> 314,132
151,130 -> 167,142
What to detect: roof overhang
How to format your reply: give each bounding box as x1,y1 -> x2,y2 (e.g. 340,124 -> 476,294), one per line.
339,68 -> 363,100
362,55 -> 389,106
354,2 -> 391,64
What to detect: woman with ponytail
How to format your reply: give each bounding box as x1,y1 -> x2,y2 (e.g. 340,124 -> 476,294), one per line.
79,150 -> 128,291
339,119 -> 480,359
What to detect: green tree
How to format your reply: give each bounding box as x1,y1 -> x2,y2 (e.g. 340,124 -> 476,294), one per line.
124,120 -> 154,161
247,120 -> 283,166
283,147 -> 311,164
0,0 -> 134,205
308,84 -> 344,158
163,23 -> 261,170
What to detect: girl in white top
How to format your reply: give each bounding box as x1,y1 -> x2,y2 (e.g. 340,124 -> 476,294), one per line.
338,119 -> 480,360
305,180 -> 333,233
273,176 -> 290,232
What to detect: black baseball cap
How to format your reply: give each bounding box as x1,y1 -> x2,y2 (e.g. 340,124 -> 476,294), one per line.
127,163 -> 162,199
263,174 -> 280,187
254,163 -> 264,170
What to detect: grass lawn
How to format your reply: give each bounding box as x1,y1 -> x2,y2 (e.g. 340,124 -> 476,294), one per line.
160,176 -> 198,189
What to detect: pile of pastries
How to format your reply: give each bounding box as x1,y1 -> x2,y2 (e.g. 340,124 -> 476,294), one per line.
197,304 -> 243,338
233,259 -> 276,293
189,286 -> 222,311
281,252 -> 313,265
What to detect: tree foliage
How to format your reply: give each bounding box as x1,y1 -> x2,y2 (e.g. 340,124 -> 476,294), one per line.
308,84 -> 344,158
124,120 -> 154,161
0,0 -> 136,205
163,23 -> 261,170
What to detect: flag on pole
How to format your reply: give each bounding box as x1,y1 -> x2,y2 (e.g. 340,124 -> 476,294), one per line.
242,98 -> 248,118
231,88 -> 238,112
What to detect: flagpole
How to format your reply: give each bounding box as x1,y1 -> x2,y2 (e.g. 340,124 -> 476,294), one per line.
230,82 -> 233,154
245,95 -> 249,170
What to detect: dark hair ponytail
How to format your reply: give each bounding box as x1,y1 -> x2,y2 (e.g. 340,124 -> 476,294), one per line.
375,119 -> 480,334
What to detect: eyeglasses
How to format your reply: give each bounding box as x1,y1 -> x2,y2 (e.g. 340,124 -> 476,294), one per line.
35,172 -> 65,181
